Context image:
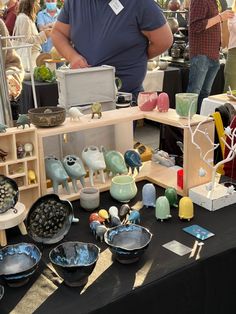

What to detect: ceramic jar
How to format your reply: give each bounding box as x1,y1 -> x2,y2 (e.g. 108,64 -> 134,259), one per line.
110,175 -> 137,202
175,93 -> 198,118
80,187 -> 100,211
137,92 -> 158,111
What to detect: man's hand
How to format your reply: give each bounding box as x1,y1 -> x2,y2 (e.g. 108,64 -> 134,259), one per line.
70,54 -> 90,69
220,10 -> 235,22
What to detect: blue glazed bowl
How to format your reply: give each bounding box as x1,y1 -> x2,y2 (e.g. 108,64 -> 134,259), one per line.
49,241 -> 100,287
0,243 -> 41,287
104,224 -> 152,264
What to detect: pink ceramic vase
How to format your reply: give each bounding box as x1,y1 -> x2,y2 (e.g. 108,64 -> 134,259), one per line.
156,92 -> 169,112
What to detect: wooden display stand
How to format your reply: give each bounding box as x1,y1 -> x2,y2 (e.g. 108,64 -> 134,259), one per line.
0,202 -> 27,246
0,126 -> 40,209
36,107 -> 214,200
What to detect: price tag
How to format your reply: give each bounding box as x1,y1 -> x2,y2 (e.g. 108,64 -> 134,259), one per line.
109,0 -> 124,15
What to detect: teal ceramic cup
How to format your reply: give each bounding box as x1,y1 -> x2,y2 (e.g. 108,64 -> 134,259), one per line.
175,93 -> 198,118
110,175 -> 137,202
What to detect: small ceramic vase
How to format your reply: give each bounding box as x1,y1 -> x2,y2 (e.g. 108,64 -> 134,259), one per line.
178,196 -> 194,220
102,147 -> 128,177
164,187 -> 178,207
157,92 -> 169,112
175,93 -> 198,119
82,146 -> 106,186
80,187 -> 100,211
45,155 -> 70,194
142,183 -> 156,208
110,175 -> 137,203
155,196 -> 171,222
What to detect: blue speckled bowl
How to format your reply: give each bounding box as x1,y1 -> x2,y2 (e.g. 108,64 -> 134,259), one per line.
0,243 -> 41,287
104,224 -> 152,264
49,241 -> 100,287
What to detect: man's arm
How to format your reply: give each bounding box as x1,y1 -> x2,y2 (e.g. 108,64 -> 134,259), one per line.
206,10 -> 234,29
142,23 -> 173,59
51,21 -> 90,68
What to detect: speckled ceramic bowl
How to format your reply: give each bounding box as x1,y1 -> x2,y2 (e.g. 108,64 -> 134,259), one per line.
28,106 -> 66,127
49,241 -> 100,287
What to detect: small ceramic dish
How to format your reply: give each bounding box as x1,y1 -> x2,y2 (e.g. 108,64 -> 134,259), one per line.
26,194 -> 74,244
0,243 -> 41,287
0,175 -> 19,214
104,224 -> 152,264
49,241 -> 100,287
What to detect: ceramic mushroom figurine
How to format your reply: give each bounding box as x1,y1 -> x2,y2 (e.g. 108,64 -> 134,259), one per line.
82,146 -> 106,186
155,196 -> 171,222
142,183 -> 156,208
178,196 -> 194,221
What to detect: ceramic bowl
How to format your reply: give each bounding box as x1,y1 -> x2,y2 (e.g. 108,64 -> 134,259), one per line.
104,224 -> 152,264
0,243 -> 41,287
110,175 -> 137,202
0,175 -> 19,214
49,241 -> 100,287
28,106 -> 66,127
80,187 -> 100,211
26,194 -> 74,244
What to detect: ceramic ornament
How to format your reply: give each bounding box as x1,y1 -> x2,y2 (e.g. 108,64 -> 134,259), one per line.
198,168 -> 206,177
127,210 -> 140,224
91,102 -> 102,119
164,187 -> 178,207
24,142 -> 34,157
89,213 -> 105,223
102,147 -> 128,177
0,148 -> 8,162
156,92 -> 169,112
95,224 -> 107,242
110,215 -> 122,227
109,206 -> 119,217
124,150 -> 142,174
89,221 -> 101,236
178,196 -> 194,220
98,209 -> 109,221
68,107 -> 84,121
0,124 -> 7,133
82,146 -> 106,186
16,114 -> 31,129
142,183 -> 156,208
155,196 -> 171,222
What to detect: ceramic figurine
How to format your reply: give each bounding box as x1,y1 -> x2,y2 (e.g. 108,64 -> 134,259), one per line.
109,206 -> 119,217
24,142 -> 34,157
95,224 -> 107,242
142,183 -> 156,208
155,196 -> 171,222
124,150 -> 142,174
128,210 -> 140,224
16,143 -> 25,159
102,147 -> 128,177
89,220 -> 101,236
0,124 -> 7,133
16,114 -> 31,129
98,209 -> 109,221
157,92 -> 169,112
91,102 -> 102,119
178,196 -> 194,220
119,204 -> 131,221
68,107 -> 84,121
110,215 -> 122,227
0,148 -> 8,162
62,155 -> 86,193
45,155 -> 70,194
89,213 -> 105,223
82,145 -> 106,186
164,187 -> 178,207
28,169 -> 37,184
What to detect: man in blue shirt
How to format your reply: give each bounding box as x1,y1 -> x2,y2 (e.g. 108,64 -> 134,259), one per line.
51,0 -> 173,96
37,0 -> 60,53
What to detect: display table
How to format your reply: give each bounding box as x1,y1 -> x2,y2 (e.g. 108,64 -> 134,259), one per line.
20,80 -> 59,114
200,94 -> 236,116
1,181 -> 236,314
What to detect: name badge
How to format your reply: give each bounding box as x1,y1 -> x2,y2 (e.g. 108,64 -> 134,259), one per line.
109,0 -> 124,15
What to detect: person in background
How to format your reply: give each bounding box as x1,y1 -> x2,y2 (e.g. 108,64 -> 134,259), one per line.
51,0 -> 173,100
36,0 -> 60,53
1,0 -> 18,35
187,0 -> 234,113
13,0 -> 51,73
224,0 -> 236,91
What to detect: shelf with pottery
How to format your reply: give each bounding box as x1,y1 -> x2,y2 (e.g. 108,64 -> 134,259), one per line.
36,106 -> 214,200
0,126 -> 40,210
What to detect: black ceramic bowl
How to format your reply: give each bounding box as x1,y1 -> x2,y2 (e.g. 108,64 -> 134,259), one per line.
0,243 -> 41,287
28,106 -> 66,127
104,224 -> 152,264
26,194 -> 74,244
49,241 -> 100,287
0,175 -> 19,214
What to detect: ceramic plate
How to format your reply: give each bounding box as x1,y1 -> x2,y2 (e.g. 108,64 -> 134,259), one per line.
26,194 -> 74,244
0,175 -> 19,214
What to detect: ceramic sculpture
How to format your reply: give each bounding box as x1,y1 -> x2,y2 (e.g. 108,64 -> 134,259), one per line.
82,146 -> 106,186
164,187 -> 178,207
91,102 -> 102,119
102,147 -> 128,176
24,142 -> 34,157
124,150 -> 142,174
62,155 -> 86,193
68,107 -> 84,121
157,92 -> 169,112
142,183 -> 156,208
28,169 -> 37,184
155,196 -> 171,221
45,155 -> 70,194
0,148 -> 8,162
0,124 -> 7,133
16,114 -> 31,129
178,196 -> 194,220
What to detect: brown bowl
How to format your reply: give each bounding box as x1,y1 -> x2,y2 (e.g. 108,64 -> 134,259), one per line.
28,106 -> 66,127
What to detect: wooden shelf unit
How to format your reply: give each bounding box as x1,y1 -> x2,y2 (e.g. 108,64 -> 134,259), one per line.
37,107 -> 214,201
0,126 -> 40,209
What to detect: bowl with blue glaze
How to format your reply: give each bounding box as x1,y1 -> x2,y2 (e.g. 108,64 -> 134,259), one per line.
0,243 -> 41,287
49,241 -> 100,287
104,224 -> 152,264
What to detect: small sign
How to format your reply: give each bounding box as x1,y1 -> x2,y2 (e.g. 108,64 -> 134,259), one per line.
162,240 -> 192,256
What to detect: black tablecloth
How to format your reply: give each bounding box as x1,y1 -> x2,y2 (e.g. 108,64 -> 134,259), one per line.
1,181 -> 236,314
20,81 -> 59,114
162,66 -> 182,108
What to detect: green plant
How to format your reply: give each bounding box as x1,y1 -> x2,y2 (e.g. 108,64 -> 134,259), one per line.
34,65 -> 56,83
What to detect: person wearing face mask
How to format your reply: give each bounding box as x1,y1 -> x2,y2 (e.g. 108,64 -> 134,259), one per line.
1,0 -> 18,35
36,0 -> 60,52
13,0 -> 51,73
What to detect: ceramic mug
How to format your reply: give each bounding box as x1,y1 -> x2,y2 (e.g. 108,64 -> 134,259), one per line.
175,93 -> 198,118
80,187 -> 100,211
